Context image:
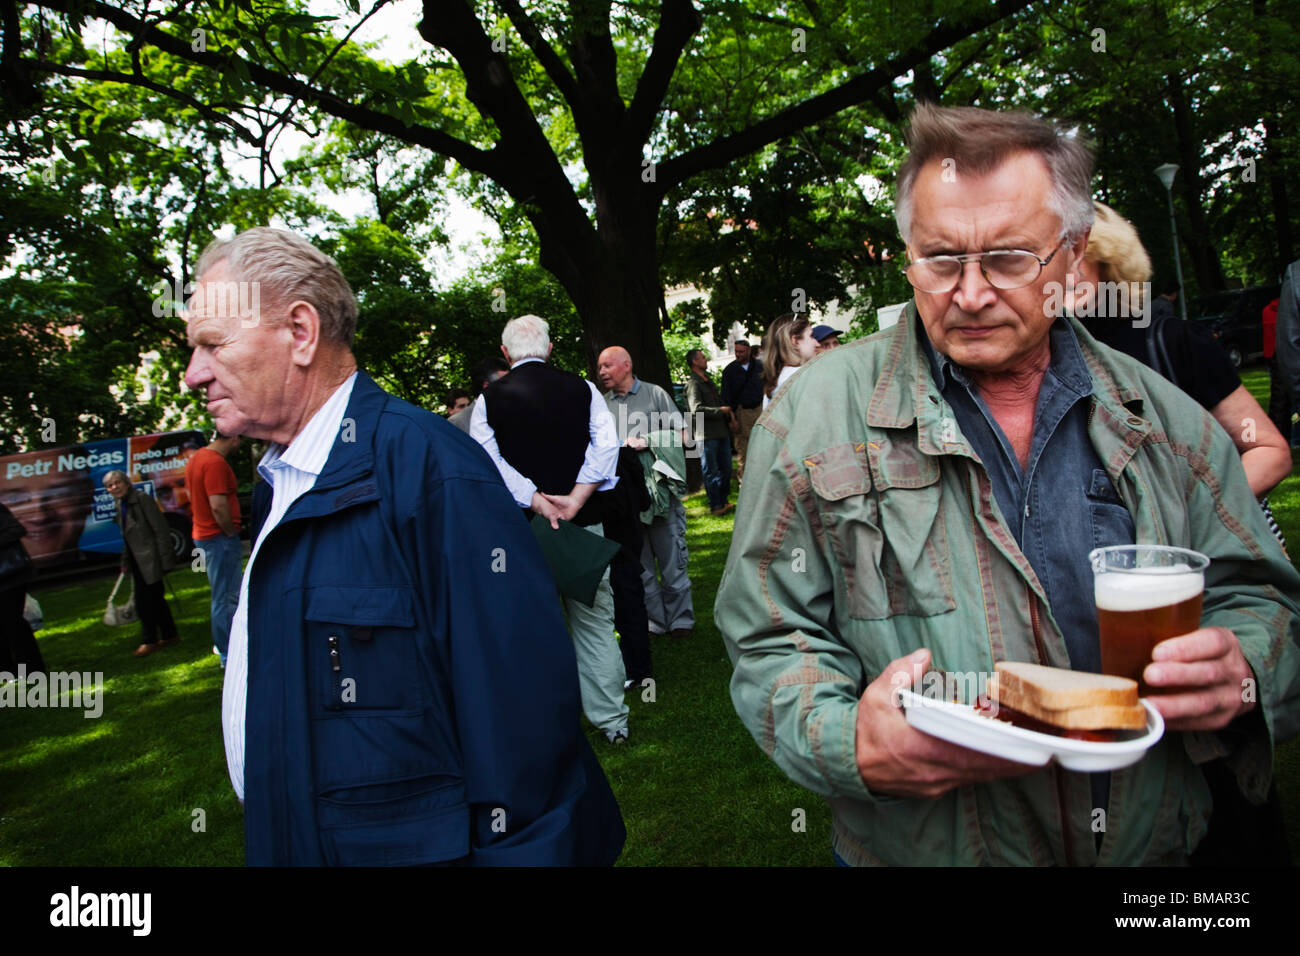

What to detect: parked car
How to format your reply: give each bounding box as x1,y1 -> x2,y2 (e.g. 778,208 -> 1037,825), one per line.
0,430 -> 207,572
1191,285 -> 1280,368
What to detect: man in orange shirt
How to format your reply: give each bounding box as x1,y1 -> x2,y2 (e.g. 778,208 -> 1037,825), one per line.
186,432 -> 242,668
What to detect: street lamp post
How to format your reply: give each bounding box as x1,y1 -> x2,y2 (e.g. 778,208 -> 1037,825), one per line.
1154,163 -> 1189,321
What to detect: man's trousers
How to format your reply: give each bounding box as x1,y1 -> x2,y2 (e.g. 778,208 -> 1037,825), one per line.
196,532 -> 242,665
734,406 -> 762,481
611,547 -> 653,682
700,436 -> 732,511
564,524 -> 629,738
640,497 -> 694,634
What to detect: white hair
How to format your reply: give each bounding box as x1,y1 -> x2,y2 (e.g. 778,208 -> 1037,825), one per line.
195,227 -> 359,345
501,314 -> 551,361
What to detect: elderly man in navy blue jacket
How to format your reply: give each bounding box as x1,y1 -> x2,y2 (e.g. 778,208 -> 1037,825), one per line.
182,227 -> 624,866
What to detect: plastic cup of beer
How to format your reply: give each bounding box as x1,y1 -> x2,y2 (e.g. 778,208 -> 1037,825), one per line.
1089,544 -> 1208,694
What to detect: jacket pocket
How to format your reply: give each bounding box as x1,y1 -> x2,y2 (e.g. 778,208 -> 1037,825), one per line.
1085,469 -> 1135,551
317,774 -> 470,866
305,586 -> 424,715
806,438 -> 956,620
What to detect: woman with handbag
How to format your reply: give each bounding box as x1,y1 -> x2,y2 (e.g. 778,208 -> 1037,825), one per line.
103,471 -> 180,657
0,500 -> 45,675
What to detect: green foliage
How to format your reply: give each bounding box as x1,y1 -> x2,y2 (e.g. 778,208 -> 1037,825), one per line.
662,331 -> 706,381
324,219 -> 443,408
659,118 -> 911,344
6,0 -> 1296,455
961,0 -> 1300,286
666,297 -> 710,337
433,257 -> 587,381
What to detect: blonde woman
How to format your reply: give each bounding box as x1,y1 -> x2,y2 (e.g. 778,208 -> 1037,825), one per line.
761,312 -> 820,410
1074,202 -> 1290,500
103,470 -> 180,657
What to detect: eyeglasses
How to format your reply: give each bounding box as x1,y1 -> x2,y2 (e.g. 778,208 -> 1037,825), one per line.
904,240 -> 1066,294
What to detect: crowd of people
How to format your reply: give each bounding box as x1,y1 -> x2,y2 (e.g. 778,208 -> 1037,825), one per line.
4,100 -> 1300,869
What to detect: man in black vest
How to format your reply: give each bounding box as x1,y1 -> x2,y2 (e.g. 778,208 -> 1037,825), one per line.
720,339 -> 764,483
470,314 -> 631,744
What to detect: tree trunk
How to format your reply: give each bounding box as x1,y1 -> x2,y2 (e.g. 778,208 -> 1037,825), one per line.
581,239 -> 673,390
1165,74 -> 1225,292
1264,116 -> 1294,274
525,163 -> 673,390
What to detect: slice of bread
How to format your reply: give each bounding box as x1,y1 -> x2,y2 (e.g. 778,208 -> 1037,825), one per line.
993,662 -> 1139,709
988,665 -> 1146,731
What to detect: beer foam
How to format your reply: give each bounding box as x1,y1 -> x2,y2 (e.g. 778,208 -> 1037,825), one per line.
1095,564 -> 1203,612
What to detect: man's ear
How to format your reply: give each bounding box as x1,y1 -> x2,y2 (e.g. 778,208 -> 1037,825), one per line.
500,344 -> 511,364
286,300 -> 322,368
1066,228 -> 1091,273
546,342 -> 554,359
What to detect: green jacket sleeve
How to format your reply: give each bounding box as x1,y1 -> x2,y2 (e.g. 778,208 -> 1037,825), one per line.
715,417 -> 882,803
1179,410 -> 1300,800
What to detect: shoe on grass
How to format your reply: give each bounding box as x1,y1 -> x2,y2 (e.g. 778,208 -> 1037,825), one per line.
605,728 -> 629,745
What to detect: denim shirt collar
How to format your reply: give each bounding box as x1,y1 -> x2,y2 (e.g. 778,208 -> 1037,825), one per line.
919,312 -> 1094,402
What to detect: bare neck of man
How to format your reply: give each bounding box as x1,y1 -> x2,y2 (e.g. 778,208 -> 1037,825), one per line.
278,351 -> 359,447
969,349 -> 1051,470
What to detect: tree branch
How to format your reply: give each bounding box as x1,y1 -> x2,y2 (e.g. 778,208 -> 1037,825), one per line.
655,0 -> 1036,194
623,0 -> 701,150
31,0 -> 507,181
498,0 -> 582,106
262,0 -> 393,163
563,0 -> 623,132
420,0 -> 594,240
1,0 -> 40,109
28,59 -> 263,146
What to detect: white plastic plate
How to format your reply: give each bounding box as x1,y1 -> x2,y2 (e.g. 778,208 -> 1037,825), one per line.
898,689 -> 1164,772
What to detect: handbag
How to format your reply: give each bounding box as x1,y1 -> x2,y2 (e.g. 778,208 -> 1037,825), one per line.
103,571 -> 138,626
24,594 -> 43,632
0,538 -> 35,591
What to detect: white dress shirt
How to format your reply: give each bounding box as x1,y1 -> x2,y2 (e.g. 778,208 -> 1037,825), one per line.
469,357 -> 619,508
222,371 -> 357,800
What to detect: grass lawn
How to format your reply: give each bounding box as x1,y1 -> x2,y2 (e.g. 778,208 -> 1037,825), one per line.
0,569 -> 243,865
0,505 -> 831,867
3,372 -> 1299,865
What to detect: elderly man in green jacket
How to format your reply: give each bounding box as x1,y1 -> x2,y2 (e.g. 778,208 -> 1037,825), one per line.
717,104 -> 1300,866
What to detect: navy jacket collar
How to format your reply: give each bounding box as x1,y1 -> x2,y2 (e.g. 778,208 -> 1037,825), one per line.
251,370 -> 388,537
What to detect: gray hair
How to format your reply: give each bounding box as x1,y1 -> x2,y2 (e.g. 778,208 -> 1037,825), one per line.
195,227 -> 359,346
501,314 -> 551,361
102,470 -> 129,486
894,104 -> 1096,244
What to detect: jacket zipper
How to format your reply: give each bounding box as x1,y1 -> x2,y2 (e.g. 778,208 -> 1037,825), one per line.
1027,582 -> 1077,866
327,634 -> 343,710
1026,583 -> 1047,663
